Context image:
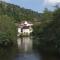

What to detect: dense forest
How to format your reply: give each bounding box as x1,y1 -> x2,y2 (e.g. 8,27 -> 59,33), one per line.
0,1 -> 41,22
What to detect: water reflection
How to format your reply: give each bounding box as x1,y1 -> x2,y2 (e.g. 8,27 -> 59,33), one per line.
15,37 -> 40,60
0,37 -> 59,60
17,37 -> 32,52
16,37 -> 60,60
0,47 -> 17,60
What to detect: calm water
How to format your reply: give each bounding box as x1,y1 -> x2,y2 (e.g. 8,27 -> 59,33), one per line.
0,37 -> 60,60
14,37 -> 60,60
14,37 -> 41,60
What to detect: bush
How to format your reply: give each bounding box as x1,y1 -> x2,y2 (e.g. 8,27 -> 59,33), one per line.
0,15 -> 17,47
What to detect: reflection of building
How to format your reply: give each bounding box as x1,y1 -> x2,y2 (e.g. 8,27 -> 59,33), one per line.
17,21 -> 33,36
17,37 -> 32,52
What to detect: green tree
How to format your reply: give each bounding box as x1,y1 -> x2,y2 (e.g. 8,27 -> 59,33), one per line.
33,7 -> 60,52
41,8 -> 53,23
0,15 -> 17,47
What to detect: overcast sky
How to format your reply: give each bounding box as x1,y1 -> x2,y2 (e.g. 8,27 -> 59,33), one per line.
1,0 -> 60,12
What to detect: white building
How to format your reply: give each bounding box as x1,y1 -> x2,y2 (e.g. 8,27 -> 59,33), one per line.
17,21 -> 33,36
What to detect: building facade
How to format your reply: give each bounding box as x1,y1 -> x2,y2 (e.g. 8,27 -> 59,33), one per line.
17,21 -> 33,36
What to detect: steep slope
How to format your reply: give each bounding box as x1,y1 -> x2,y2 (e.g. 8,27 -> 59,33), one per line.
0,1 -> 41,22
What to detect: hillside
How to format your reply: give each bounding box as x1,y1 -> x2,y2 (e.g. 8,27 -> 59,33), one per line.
0,1 -> 41,22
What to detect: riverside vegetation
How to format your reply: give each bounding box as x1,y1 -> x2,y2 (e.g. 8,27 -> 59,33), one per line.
33,7 -> 60,54
0,1 -> 60,55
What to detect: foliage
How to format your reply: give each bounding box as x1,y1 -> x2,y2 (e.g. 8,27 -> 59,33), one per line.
33,7 -> 60,52
0,15 -> 17,47
0,1 -> 41,22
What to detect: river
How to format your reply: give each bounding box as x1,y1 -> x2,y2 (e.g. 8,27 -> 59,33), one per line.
0,37 -> 60,60
14,37 -> 41,60
14,37 -> 60,60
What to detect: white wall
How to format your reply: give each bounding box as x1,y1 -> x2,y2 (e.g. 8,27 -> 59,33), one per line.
23,29 -> 30,33
18,27 -> 33,36
18,28 -> 21,33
